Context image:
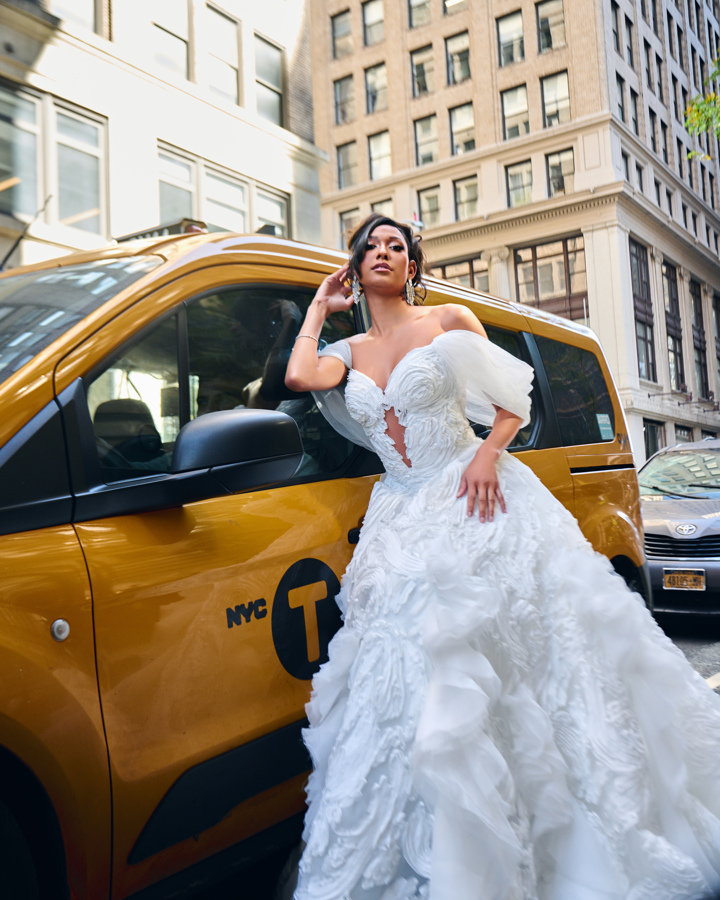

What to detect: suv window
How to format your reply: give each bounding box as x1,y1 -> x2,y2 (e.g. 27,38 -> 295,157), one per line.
535,335 -> 615,445
484,325 -> 536,447
187,286 -> 357,478
85,284 -> 359,483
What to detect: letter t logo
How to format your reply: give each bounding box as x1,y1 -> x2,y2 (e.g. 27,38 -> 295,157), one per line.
288,582 -> 327,662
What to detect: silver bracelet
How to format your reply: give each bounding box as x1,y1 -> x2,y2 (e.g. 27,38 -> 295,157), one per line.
295,334 -> 319,344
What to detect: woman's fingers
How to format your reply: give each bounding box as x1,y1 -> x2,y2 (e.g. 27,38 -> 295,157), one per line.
462,480 -> 506,522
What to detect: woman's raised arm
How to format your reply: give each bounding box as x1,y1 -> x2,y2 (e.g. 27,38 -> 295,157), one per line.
285,264 -> 354,392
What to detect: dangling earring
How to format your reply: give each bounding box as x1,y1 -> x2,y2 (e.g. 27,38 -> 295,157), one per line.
352,275 -> 364,305
404,279 -> 415,306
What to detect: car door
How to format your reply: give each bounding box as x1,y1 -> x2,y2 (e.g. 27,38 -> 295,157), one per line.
63,275 -> 379,898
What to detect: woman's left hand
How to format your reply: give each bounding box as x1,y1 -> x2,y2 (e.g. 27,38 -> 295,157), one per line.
457,445 -> 505,522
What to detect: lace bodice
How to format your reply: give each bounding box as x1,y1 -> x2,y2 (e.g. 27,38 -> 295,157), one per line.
344,343 -> 477,481
315,330 -> 535,485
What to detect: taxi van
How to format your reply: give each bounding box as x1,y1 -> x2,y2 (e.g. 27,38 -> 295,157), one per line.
0,233 -> 648,900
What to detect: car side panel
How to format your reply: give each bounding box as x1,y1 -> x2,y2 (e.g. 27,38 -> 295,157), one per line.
0,526 -> 110,900
75,477 -> 375,900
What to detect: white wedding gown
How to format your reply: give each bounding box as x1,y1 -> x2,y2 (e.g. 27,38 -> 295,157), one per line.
293,330 -> 720,900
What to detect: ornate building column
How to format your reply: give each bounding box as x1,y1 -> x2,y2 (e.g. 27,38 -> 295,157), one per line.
481,246 -> 511,300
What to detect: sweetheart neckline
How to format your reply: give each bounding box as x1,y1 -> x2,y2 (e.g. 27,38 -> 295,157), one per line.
346,331 -> 451,395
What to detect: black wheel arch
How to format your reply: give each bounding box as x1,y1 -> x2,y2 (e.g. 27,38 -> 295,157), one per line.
610,555 -> 653,612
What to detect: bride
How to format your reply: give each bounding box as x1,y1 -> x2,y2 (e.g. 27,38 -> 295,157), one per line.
284,213 -> 720,900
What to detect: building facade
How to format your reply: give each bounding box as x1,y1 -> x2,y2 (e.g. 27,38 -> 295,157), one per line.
311,0 -> 720,461
0,0 -> 325,267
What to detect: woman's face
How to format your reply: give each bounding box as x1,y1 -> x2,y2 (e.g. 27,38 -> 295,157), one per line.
359,225 -> 417,297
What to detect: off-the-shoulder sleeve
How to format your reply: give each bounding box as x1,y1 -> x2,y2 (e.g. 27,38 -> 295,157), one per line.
432,330 -> 534,428
310,340 -> 375,451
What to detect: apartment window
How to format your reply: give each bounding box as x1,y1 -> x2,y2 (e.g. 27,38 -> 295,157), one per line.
611,1 -> 620,52
672,75 -> 679,121
365,63 -> 388,113
629,238 -> 656,381
371,198 -> 394,215
158,148 -> 287,236
667,12 -> 675,57
710,172 -> 715,208
411,45 -> 435,96
655,179 -> 661,205
55,107 -> 105,234
453,175 -> 478,220
446,32 -> 471,84
47,0 -> 96,31
655,54 -> 664,100
362,0 -> 384,45
450,103 -> 475,155
666,189 -> 673,216
682,86 -> 688,118
417,184 -> 440,226
690,278 -> 710,398
616,74 -> 626,122
368,131 -> 391,180
630,89 -> 639,134
678,28 -> 684,68
622,151 -> 630,180
546,148 -> 574,196
714,294 -> 720,399
255,37 -> 283,126
337,141 -> 358,188
414,115 -> 438,165
206,6 -> 240,105
506,159 -> 533,207
661,121 -> 668,163
644,40 -> 653,90
152,3 -> 189,79
430,255 -> 489,291
677,138 -> 685,178
514,236 -> 587,320
497,11 -> 524,66
649,109 -> 658,153
636,162 -> 644,192
502,85 -> 529,139
691,47 -> 698,89
339,208 -> 361,245
537,0 -> 565,52
662,262 -> 685,392
649,0 -> 658,33
334,76 -> 355,124
0,85 -> 40,220
625,16 -> 634,67
675,425 -> 694,442
443,0 -> 468,13
683,203 -> 688,227
689,158 -> 695,190
331,10 -> 353,58
643,419 -> 666,459
409,0 -> 431,27
542,71 -> 570,127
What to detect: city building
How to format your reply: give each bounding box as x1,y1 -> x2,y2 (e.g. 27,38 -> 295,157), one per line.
0,0 -> 324,267
311,0 -> 720,460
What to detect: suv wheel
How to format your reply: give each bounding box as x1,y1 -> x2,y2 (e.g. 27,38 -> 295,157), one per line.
0,798 -> 39,900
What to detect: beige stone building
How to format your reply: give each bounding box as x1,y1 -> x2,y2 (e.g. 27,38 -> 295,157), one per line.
0,0 -> 324,265
311,0 -> 720,461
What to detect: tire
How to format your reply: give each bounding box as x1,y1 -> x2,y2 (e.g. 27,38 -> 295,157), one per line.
0,798 -> 39,900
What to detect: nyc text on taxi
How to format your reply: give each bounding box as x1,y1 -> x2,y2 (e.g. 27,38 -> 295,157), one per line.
0,233 -> 648,899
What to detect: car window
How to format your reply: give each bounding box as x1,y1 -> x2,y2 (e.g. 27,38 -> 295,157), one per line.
535,335 -> 615,446
483,325 -> 536,448
86,314 -> 179,482
639,447 -> 720,497
0,256 -> 163,386
186,285 -> 357,478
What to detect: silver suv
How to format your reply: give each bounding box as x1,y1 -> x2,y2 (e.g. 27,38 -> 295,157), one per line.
639,438 -> 720,614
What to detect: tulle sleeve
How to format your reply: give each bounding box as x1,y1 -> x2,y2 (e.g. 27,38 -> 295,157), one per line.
433,329 -> 534,428
310,340 -> 376,452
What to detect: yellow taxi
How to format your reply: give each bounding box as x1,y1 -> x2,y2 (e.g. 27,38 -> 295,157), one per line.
0,233 -> 648,900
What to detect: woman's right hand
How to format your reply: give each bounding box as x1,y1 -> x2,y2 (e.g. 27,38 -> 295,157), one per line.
313,263 -> 355,315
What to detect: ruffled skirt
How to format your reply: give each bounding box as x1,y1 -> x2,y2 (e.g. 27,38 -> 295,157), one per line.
294,447 -> 720,900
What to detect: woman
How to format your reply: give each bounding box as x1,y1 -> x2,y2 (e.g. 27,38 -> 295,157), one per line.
284,214 -> 720,900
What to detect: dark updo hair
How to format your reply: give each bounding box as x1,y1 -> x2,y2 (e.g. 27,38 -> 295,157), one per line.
347,213 -> 427,305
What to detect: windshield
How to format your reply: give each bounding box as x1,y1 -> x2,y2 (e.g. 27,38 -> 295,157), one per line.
639,447 -> 720,498
0,255 -> 163,385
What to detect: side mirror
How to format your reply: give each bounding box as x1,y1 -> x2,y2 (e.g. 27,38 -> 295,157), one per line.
172,408 -> 303,493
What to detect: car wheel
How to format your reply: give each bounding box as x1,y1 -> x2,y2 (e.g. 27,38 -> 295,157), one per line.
0,798 -> 39,900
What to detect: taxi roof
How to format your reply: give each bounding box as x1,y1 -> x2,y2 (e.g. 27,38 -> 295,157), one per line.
0,231 -> 596,340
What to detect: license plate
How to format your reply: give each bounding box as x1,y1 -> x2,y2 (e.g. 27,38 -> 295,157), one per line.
663,568 -> 706,591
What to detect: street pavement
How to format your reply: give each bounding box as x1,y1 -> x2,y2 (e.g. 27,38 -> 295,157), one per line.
188,614 -> 720,899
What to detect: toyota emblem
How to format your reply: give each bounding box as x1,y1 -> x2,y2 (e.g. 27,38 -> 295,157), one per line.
675,523 -> 697,535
